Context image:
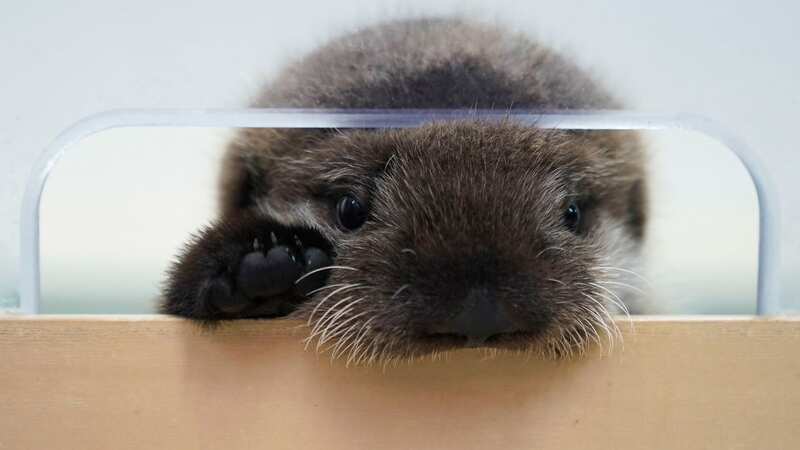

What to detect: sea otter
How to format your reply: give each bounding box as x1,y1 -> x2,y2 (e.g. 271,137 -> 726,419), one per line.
161,17 -> 648,362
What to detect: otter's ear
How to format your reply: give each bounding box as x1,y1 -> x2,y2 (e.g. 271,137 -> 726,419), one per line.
627,179 -> 647,240
218,142 -> 261,218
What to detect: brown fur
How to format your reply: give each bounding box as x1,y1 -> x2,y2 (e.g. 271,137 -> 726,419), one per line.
162,17 -> 648,361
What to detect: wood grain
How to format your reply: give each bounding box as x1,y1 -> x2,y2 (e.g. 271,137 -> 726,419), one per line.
1,315 -> 799,450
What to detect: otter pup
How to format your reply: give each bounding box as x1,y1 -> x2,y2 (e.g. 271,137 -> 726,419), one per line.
161,18 -> 648,361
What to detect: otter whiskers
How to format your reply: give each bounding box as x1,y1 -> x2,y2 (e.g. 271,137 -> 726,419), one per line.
391,284 -> 411,299
306,283 -> 364,324
593,266 -> 652,286
301,273 -> 640,365
294,265 -> 360,285
586,282 -> 631,317
305,294 -> 362,347
314,297 -> 367,351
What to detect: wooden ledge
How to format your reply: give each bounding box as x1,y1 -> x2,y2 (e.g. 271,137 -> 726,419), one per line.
1,315 -> 799,449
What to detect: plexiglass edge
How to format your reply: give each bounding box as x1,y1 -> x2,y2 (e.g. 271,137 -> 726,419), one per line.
14,109 -> 781,315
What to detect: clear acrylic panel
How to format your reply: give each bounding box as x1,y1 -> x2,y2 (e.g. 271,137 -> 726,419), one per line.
13,110 -> 777,314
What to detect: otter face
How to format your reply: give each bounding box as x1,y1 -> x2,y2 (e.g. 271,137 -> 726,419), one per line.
227,120 -> 647,362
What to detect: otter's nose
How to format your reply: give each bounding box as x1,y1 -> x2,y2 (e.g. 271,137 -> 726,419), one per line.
437,288 -> 517,347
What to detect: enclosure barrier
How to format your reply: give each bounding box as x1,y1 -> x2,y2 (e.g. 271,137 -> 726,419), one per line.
1,316 -> 799,450
1,110 -> 796,449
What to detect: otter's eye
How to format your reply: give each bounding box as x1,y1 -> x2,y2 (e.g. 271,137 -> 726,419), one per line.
564,202 -> 581,233
336,195 -> 367,231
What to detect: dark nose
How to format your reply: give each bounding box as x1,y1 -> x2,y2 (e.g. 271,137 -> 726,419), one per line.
436,287 -> 517,347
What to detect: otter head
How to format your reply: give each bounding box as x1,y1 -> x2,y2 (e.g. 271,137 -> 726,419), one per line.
223,120 -> 647,361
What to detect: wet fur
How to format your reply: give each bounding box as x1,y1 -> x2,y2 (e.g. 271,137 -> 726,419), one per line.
162,18 -> 649,361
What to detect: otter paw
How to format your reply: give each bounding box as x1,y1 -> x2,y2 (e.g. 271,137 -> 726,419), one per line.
237,243 -> 332,300
161,214 -> 333,320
